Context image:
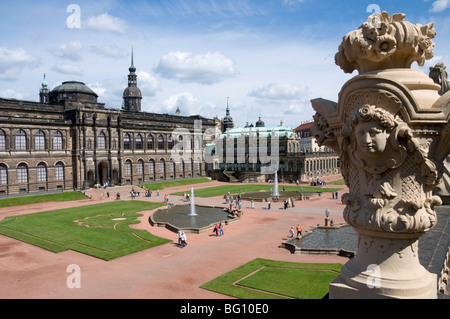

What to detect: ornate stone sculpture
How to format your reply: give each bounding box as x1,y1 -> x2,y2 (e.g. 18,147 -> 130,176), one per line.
429,62 -> 450,95
311,12 -> 450,298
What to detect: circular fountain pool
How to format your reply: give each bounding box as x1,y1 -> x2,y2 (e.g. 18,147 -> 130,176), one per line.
149,204 -> 239,234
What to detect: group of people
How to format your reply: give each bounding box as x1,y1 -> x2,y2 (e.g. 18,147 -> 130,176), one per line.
130,188 -> 140,198
177,231 -> 188,248
213,222 -> 224,236
181,193 -> 191,201
289,224 -> 303,238
224,192 -> 243,216
283,197 -> 295,209
310,178 -> 327,187
144,189 -> 159,197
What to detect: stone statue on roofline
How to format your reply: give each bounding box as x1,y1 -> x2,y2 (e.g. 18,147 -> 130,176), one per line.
310,11 -> 450,299
429,62 -> 450,95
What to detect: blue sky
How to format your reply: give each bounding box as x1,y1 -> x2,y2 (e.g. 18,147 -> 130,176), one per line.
0,0 -> 449,129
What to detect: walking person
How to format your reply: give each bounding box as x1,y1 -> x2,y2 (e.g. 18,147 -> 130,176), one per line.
268,199 -> 271,210
214,224 -> 220,236
177,231 -> 183,246
219,222 -> 224,236
181,232 -> 187,248
289,227 -> 295,238
296,224 -> 302,237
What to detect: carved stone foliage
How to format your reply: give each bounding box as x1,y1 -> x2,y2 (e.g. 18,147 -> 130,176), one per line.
335,12 -> 436,74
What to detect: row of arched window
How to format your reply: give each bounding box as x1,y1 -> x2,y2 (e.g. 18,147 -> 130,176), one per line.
123,158 -> 202,176
0,129 -> 64,151
0,162 -> 65,185
122,133 -> 201,151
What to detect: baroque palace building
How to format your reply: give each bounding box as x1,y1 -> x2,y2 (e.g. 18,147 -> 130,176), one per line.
205,108 -> 340,183
0,51 -> 217,195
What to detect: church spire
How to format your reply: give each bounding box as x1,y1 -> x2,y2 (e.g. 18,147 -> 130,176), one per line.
123,43 -> 142,112
40,73 -> 49,104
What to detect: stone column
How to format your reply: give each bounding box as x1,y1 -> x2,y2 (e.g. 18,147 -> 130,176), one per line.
311,12 -> 450,299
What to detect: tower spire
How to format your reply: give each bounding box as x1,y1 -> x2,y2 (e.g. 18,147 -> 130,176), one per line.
39,72 -> 49,104
123,42 -> 142,112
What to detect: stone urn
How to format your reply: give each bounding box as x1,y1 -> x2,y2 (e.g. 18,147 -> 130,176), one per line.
311,12 -> 450,298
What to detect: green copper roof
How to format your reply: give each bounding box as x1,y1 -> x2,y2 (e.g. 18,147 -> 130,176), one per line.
219,125 -> 295,139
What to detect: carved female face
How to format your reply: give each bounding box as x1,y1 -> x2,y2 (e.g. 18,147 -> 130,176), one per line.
355,120 -> 389,156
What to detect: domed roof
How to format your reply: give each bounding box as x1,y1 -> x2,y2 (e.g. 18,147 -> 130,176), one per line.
123,86 -> 142,98
51,81 -> 98,97
255,115 -> 265,127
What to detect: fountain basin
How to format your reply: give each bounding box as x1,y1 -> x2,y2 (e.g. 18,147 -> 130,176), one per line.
281,224 -> 357,258
149,204 -> 240,234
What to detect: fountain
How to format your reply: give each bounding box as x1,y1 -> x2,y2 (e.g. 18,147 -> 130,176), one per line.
272,171 -> 280,197
188,187 -> 197,216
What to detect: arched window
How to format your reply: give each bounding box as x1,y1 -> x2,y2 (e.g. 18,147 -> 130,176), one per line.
186,135 -> 191,150
53,131 -> 63,150
179,158 -> 184,172
125,160 -> 132,176
135,134 -> 143,150
0,129 -> 6,150
168,135 -> 174,149
15,130 -> 26,151
157,135 -> 164,150
196,158 -> 201,170
97,131 -> 106,150
194,136 -> 201,150
188,158 -> 193,171
149,159 -> 155,174
35,130 -> 45,150
123,133 -> 131,150
137,159 -> 144,175
147,135 -> 154,150
55,162 -> 64,181
17,163 -> 28,184
159,159 -> 165,173
0,164 -> 7,185
37,162 -> 47,182
169,159 -> 174,172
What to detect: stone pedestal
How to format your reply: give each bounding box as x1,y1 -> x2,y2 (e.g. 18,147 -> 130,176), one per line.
329,230 -> 437,298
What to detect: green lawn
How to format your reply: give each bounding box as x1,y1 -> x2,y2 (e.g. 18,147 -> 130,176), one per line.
201,258 -> 341,299
0,200 -> 170,260
141,178 -> 212,191
0,191 -> 89,208
171,184 -> 341,198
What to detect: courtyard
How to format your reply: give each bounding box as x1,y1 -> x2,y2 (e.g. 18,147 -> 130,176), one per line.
0,176 -> 351,299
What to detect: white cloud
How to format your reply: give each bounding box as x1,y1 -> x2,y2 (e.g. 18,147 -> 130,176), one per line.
154,51 -> 238,85
84,13 -> 128,33
0,47 -> 39,81
248,83 -> 309,100
163,92 -> 199,114
137,71 -> 160,97
430,0 -> 450,12
90,45 -> 126,58
0,89 -> 30,100
54,41 -> 83,61
52,64 -> 83,76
